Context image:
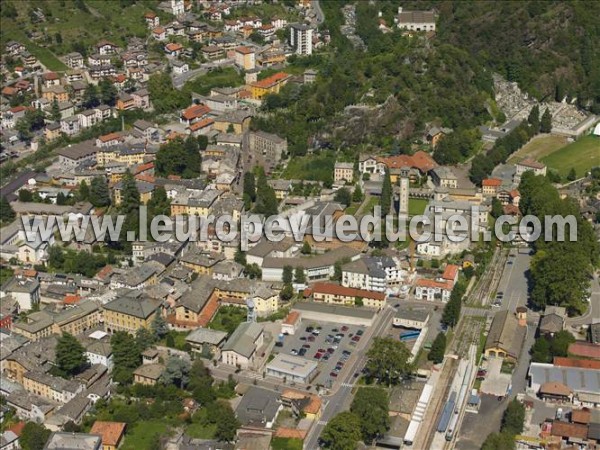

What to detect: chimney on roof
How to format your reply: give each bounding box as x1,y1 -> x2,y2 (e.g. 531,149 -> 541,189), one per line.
398,6 -> 403,14
516,306 -> 527,326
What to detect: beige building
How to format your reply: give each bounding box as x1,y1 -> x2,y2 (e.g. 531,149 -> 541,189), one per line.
234,46 -> 256,70
249,131 -> 287,163
103,295 -> 161,334
334,162 -> 354,183
221,322 -> 264,369
312,282 -> 386,309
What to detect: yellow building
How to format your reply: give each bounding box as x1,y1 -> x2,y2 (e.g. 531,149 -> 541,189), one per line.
97,146 -> 149,166
312,282 -> 386,309
113,179 -> 154,206
249,72 -> 290,100
11,302 -> 100,342
180,251 -> 224,275
103,296 -> 161,334
22,371 -> 82,403
213,110 -> 252,134
42,86 -> 69,103
234,46 -> 256,70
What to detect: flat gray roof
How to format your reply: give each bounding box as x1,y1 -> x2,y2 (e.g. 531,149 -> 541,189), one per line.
293,302 -> 376,320
266,353 -> 318,378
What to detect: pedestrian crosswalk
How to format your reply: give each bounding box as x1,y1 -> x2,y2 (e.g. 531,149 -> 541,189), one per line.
317,420 -> 328,426
340,382 -> 353,388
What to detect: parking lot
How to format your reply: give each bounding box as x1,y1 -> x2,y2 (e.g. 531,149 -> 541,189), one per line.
274,319 -> 367,388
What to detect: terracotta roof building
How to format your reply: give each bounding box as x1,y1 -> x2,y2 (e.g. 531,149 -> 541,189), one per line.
90,421 -> 127,450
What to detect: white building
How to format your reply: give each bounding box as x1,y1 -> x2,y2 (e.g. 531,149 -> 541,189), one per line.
342,256 -> 405,293
395,7 -> 436,32
0,276 -> 41,311
414,278 -> 453,302
266,354 -> 318,384
290,23 -> 313,55
221,322 -> 264,370
393,307 -> 430,330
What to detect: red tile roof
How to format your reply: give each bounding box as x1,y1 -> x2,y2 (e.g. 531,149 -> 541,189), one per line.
482,178 -> 502,187
415,278 -> 453,290
133,162 -> 154,175
153,27 -> 165,34
312,282 -> 385,301
165,42 -> 183,52
275,428 -> 306,439
235,46 -> 254,54
571,408 -> 591,424
568,341 -> 600,359
553,357 -> 600,369
442,264 -> 459,282
188,117 -> 214,131
283,311 -> 300,325
550,421 -> 588,440
144,11 -> 157,19
64,294 -> 81,305
7,422 -> 25,437
377,150 -> 437,173
90,421 -> 127,447
251,72 -> 290,89
43,72 -> 59,81
540,382 -> 572,397
181,104 -> 210,121
98,132 -> 121,143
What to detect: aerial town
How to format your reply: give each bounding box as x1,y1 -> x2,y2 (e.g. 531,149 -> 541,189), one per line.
0,1 -> 599,450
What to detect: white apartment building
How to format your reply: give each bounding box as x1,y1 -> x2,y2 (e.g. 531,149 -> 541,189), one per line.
290,23 -> 313,55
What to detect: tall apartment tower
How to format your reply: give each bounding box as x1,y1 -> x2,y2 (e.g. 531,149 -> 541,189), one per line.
290,23 -> 313,55
399,166 -> 410,219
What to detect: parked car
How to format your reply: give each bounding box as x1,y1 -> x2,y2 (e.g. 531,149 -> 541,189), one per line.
298,348 -> 307,357
308,336 -> 315,342
356,330 -> 364,336
330,371 -> 338,377
314,352 -> 323,359
341,326 -> 349,332
291,349 -> 298,355
352,336 -> 360,342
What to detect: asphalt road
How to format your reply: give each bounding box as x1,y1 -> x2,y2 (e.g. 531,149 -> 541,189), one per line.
495,251 -> 531,312
312,0 -> 325,24
303,303 -> 396,450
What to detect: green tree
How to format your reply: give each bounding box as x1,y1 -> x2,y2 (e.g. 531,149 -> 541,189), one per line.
161,356 -> 191,388
527,105 -> 540,132
99,79 -> 118,106
301,241 -> 312,255
151,313 -> 169,339
0,196 -> 15,224
354,296 -> 364,306
155,137 -> 202,179
294,267 -> 306,284
366,337 -> 412,386
428,332 -> 447,364
550,330 -> 575,357
20,422 -> 51,450
321,411 -> 362,450
332,260 -> 343,281
243,171 -> 256,202
352,185 -> 363,203
442,282 -> 465,328
18,189 -> 33,202
111,331 -> 141,385
491,197 -> 504,218
530,336 -> 551,363
254,168 -> 278,216
119,170 -> 140,213
381,168 -> 392,217
213,401 -> 239,442
89,176 -> 111,207
481,432 -> 515,450
135,327 -> 156,351
280,283 -> 294,301
77,180 -> 90,202
147,186 -> 171,216
567,167 -> 577,181
50,98 -> 61,122
334,187 -> 351,207
502,398 -> 525,435
83,83 -> 100,108
56,332 -> 88,376
350,387 -> 390,443
282,265 -> 294,284
540,108 -> 552,133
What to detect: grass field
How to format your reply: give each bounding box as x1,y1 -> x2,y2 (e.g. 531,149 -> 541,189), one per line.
121,420 -> 169,450
408,198 -> 428,216
541,135 -> 600,177
507,134 -> 568,164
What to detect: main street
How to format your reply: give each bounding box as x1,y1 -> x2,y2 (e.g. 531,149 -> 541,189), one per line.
303,303 -> 397,450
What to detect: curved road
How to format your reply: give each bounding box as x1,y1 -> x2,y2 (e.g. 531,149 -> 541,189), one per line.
312,0 -> 325,24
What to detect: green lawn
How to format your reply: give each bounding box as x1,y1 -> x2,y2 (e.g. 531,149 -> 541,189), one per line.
507,134 -> 568,164
271,437 -> 304,450
184,67 -> 245,95
121,420 -> 169,450
282,152 -> 336,183
207,305 -> 247,334
185,422 -> 216,439
408,198 -> 428,216
541,135 -> 600,177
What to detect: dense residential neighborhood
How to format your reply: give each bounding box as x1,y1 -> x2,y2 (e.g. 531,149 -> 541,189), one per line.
1,1 -> 600,450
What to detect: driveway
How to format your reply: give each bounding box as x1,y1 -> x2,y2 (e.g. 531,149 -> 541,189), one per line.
480,358 -> 511,397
